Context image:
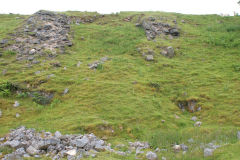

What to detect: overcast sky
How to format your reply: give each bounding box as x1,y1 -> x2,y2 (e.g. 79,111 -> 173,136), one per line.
0,0 -> 239,15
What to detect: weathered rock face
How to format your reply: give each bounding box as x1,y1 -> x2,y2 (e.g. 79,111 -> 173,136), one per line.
139,17 -> 180,40
6,10 -> 72,61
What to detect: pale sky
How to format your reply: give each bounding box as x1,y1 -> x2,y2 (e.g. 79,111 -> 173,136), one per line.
0,0 -> 239,15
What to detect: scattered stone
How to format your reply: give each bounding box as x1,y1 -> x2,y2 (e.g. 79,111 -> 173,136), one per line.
29,49 -> 36,55
88,57 -> 110,69
35,71 -> 41,75
0,109 -> 2,118
175,114 -> 180,119
191,116 -> 197,121
180,144 -> 188,151
115,151 -> 126,156
13,101 -> 20,107
173,145 -> 181,152
136,147 -> 144,155
63,66 -> 67,70
204,148 -> 214,157
146,151 -> 158,160
63,88 -> 69,95
32,60 -> 40,64
51,62 -> 61,67
145,55 -> 154,61
161,46 -> 175,58
237,131 -> 240,140
47,74 -> 55,79
2,69 -> 7,75
181,20 -> 185,23
194,121 -> 202,127
16,113 -> 20,118
187,138 -> 194,143
77,61 -> 82,67
161,120 -> 165,123
162,156 -> 167,160
155,148 -> 160,152
129,141 -> 149,149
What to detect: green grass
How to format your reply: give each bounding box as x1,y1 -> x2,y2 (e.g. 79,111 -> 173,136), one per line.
0,11 -> 240,159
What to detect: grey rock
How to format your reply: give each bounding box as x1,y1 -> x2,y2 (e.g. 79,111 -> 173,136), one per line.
32,60 -> 40,64
16,113 -> 20,118
4,140 -> 21,148
146,151 -> 158,160
29,49 -> 36,55
115,151 -> 126,156
100,57 -> 110,62
162,157 -> 167,160
2,69 -> 7,75
173,145 -> 181,152
28,56 -> 34,61
77,61 -> 82,67
191,116 -> 197,121
145,55 -> 154,61
204,148 -> 214,157
23,154 -> 30,158
66,149 -> 77,156
187,138 -> 194,143
164,46 -> 175,58
136,147 -> 144,155
169,28 -> 179,36
237,131 -> 240,140
180,144 -> 188,151
54,131 -> 62,138
76,136 -> 89,148
194,121 -> 202,127
35,71 -> 41,75
0,109 -> 2,118
15,148 -> 26,156
3,153 -> 22,160
0,39 -> 8,45
26,146 -> 39,155
63,88 -> 69,95
36,138 -> 60,150
13,101 -> 20,107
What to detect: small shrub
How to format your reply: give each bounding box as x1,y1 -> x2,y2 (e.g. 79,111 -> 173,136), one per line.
0,146 -> 14,155
0,81 -> 18,97
4,50 -> 16,55
149,82 -> 161,91
96,64 -> 104,70
16,92 -> 28,98
232,64 -> 240,72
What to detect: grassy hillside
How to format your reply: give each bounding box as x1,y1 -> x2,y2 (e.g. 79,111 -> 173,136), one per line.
0,11 -> 240,159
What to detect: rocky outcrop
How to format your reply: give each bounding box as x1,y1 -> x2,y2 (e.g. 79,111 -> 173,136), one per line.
178,99 -> 201,113
138,17 -> 180,40
0,127 -> 159,160
6,10 -> 72,61
0,126 -> 111,159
